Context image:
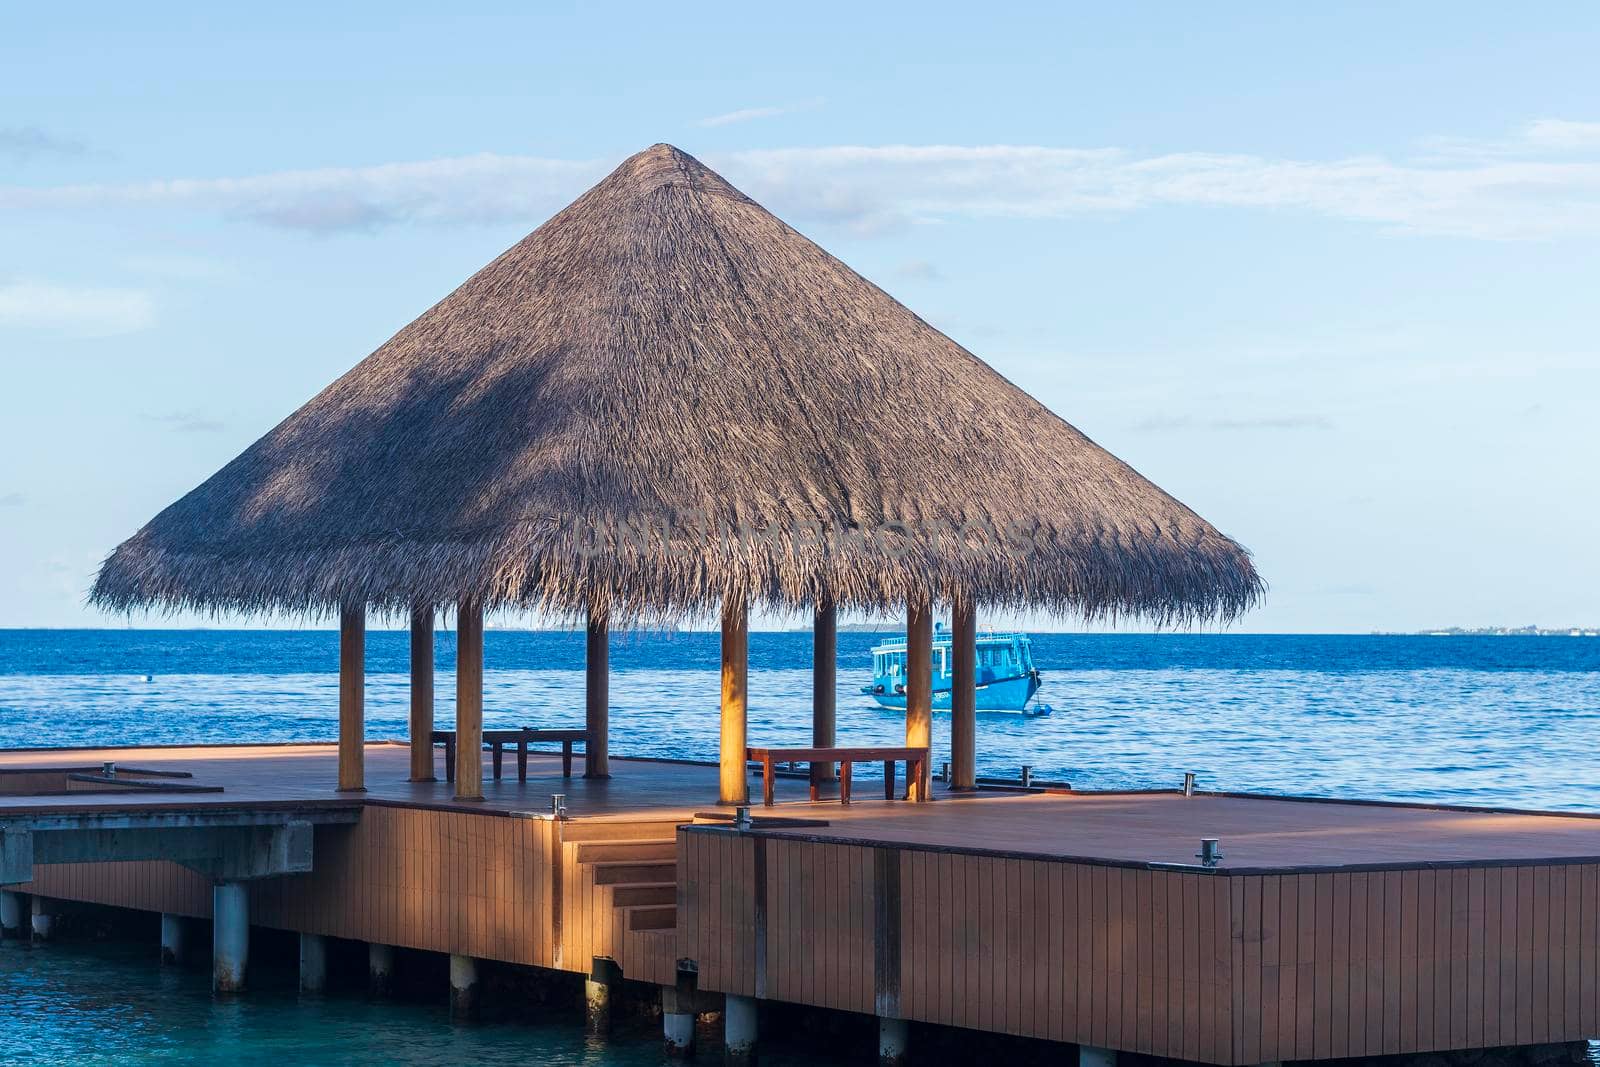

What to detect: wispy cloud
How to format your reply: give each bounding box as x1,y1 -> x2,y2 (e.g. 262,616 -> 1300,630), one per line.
2,121 -> 1597,240
698,106 -> 786,128
0,153 -> 605,234
141,409 -> 226,433
723,127 -> 1600,239
893,259 -> 943,281
1134,414 -> 1334,432
0,125 -> 87,162
0,281 -> 155,337
0,492 -> 25,508
696,97 -> 824,128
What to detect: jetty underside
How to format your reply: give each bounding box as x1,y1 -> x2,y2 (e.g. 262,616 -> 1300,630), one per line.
5,742 -> 1600,1065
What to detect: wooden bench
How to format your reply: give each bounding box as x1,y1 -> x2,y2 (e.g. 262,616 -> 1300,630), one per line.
746,746 -> 930,806
432,728 -> 588,783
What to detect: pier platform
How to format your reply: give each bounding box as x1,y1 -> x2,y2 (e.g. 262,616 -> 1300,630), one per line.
6,742 -> 1600,1064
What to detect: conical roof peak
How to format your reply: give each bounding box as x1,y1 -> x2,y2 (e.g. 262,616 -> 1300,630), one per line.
596,142 -> 739,201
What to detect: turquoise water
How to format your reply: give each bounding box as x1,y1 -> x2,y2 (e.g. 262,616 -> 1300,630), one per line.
0,936 -> 830,1066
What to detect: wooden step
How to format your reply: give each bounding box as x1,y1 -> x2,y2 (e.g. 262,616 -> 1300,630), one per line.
561,817 -> 689,843
622,904 -> 677,931
592,860 -> 676,885
611,882 -> 675,907
575,839 -> 678,864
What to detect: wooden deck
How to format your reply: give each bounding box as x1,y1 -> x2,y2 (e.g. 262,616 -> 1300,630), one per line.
6,742 -> 1600,1063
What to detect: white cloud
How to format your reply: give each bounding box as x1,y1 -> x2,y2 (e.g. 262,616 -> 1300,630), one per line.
0,281 -> 155,337
2,121 -> 1598,240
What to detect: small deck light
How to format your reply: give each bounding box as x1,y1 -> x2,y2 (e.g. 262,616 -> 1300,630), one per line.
550,793 -> 567,819
1183,772 -> 1196,797
1197,838 -> 1223,867
102,762 -> 116,778
734,806 -> 752,831
1020,765 -> 1033,789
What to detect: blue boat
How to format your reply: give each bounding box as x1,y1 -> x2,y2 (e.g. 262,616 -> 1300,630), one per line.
860,626 -> 1051,715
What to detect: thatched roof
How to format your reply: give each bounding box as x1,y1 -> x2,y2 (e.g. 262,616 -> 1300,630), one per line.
92,143 -> 1262,623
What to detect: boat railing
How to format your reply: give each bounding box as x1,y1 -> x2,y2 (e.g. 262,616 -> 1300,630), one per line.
871,630 -> 1025,649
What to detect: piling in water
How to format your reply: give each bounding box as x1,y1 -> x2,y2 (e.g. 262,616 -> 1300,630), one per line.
212,882 -> 249,994
449,954 -> 479,1021
368,942 -> 394,997
159,913 -> 185,966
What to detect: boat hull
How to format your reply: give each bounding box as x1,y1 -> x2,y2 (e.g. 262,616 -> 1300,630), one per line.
865,671 -> 1044,714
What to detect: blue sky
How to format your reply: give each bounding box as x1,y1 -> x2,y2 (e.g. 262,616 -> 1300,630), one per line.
2,3 -> 1597,631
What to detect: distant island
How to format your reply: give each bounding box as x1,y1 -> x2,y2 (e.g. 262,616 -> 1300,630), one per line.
1401,626 -> 1599,637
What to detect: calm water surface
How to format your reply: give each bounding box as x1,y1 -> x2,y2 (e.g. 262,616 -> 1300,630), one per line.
3,630 -> 1599,1063
0,937 -> 828,1065
2,630 -> 1598,807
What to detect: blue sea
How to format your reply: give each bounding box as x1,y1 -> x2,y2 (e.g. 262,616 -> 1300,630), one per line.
4,629 -> 1600,1063
3,629 -> 1598,810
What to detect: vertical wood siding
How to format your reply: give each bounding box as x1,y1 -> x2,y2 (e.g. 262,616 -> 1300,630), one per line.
670,832 -> 1600,1066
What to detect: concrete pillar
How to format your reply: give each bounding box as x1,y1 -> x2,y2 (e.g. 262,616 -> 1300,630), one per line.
212,881 -> 249,994
160,913 -> 186,965
724,993 -> 757,1064
585,959 -> 613,1032
662,984 -> 695,1058
879,1016 -> 909,1067
299,932 -> 328,993
0,890 -> 23,938
368,942 -> 395,997
1078,1046 -> 1117,1067
448,953 -> 479,1021
29,895 -> 53,941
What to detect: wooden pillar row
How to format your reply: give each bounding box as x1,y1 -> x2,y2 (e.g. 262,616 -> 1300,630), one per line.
408,604 -> 436,782
719,597 -> 749,806
337,604 -> 365,792
904,599 -> 933,802
585,607 -> 610,779
455,597 -> 484,802
811,597 -> 837,792
950,596 -> 978,791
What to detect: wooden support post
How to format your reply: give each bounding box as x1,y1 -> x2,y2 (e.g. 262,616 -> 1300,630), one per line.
585,607 -> 610,779
811,597 -> 837,796
409,604 -> 435,782
904,600 -> 933,801
719,597 -> 749,806
950,595 -> 978,791
337,603 -> 366,793
455,597 -> 484,802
